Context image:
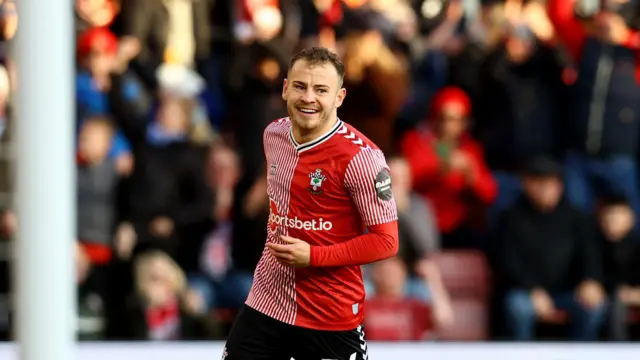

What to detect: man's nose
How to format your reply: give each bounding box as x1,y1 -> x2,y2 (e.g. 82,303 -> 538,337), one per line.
300,89 -> 315,103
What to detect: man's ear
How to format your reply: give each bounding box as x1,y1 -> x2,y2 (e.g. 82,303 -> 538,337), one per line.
335,87 -> 346,108
282,78 -> 288,101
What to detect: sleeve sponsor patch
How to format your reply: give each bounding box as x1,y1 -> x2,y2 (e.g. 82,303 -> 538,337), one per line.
374,169 -> 393,201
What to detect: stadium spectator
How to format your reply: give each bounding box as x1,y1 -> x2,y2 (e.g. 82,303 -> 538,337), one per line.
365,257 -> 435,341
474,6 -> 568,220
75,0 -> 118,38
125,90 -> 213,264
364,157 -> 440,298
187,145 -> 253,312
76,26 -> 146,175
400,86 -> 497,249
547,0 -> 640,216
155,64 -> 217,146
364,257 -> 431,340
498,157 -> 607,341
597,195 -> 640,340
365,157 -> 454,338
108,250 -> 214,340
76,116 -> 126,267
119,0 -> 214,90
338,22 -> 409,153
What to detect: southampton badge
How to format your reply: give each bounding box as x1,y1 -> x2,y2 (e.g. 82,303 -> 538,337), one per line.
308,169 -> 327,194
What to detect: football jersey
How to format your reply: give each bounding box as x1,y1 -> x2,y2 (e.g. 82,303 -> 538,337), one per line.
245,117 -> 398,331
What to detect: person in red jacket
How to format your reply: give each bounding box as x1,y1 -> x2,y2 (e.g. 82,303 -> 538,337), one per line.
400,86 -> 497,249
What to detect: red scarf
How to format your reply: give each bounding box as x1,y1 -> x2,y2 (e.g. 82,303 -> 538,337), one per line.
145,299 -> 181,340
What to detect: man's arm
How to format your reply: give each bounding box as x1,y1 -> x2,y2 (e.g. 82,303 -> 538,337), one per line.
576,211 -> 603,283
310,148 -> 399,267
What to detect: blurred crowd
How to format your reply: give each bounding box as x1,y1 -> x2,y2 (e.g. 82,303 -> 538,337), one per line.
1,0 -> 640,343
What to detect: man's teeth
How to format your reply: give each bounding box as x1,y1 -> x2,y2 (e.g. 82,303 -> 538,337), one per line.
299,108 -> 317,113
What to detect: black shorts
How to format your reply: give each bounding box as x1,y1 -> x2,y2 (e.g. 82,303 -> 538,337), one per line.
222,305 -> 368,360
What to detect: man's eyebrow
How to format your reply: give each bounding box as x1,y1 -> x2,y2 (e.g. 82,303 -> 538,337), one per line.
291,81 -> 330,89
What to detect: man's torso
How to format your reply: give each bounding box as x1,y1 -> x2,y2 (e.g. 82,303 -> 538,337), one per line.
246,118 -> 378,331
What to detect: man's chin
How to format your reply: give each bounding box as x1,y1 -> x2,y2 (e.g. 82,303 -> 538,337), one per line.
292,115 -> 319,130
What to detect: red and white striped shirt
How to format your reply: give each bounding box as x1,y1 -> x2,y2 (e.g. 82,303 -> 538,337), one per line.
246,118 -> 398,331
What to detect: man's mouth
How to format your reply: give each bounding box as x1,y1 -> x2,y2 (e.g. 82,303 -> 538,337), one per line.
296,107 -> 319,115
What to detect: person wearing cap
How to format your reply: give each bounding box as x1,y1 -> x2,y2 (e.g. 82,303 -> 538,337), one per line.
596,194 -> 640,340
497,157 -> 607,341
400,86 -> 497,249
76,26 -> 148,176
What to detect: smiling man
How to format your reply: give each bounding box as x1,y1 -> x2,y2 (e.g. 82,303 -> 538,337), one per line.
222,47 -> 399,360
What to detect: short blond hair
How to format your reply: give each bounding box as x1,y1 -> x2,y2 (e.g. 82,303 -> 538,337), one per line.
134,250 -> 187,297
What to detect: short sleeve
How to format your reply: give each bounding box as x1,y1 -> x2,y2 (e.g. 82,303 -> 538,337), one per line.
344,148 -> 398,227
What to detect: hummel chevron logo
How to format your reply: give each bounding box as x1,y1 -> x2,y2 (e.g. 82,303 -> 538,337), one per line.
345,132 -> 356,139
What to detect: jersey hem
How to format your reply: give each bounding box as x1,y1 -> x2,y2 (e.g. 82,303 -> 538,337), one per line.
245,304 -> 363,331
294,316 -> 364,332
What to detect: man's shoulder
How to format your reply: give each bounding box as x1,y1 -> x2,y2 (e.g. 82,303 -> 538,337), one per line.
332,121 -> 382,160
264,117 -> 291,136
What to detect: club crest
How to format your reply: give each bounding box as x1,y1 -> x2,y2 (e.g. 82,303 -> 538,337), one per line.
308,169 -> 327,194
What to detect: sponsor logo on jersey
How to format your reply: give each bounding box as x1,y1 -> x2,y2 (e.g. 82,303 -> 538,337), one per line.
374,168 -> 393,201
308,168 -> 327,194
269,199 -> 333,233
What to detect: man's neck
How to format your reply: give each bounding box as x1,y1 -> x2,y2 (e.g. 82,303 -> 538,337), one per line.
292,116 -> 338,144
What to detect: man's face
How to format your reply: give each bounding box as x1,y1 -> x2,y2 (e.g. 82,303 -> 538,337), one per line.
157,98 -> 191,133
78,120 -> 112,163
599,204 -> 634,241
282,60 -> 346,136
436,102 -> 467,141
523,176 -> 563,210
506,36 -> 534,64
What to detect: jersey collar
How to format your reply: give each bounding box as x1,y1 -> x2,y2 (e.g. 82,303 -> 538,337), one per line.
289,118 -> 343,153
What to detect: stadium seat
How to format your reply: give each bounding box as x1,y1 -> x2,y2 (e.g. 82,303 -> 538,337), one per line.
427,250 -> 491,300
426,250 -> 491,340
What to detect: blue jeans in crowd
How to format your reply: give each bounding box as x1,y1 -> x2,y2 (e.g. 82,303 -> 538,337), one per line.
189,271 -> 254,310
564,151 -> 640,216
504,289 -> 608,341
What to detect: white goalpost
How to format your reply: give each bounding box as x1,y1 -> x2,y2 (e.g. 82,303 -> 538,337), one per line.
13,0 -> 75,359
